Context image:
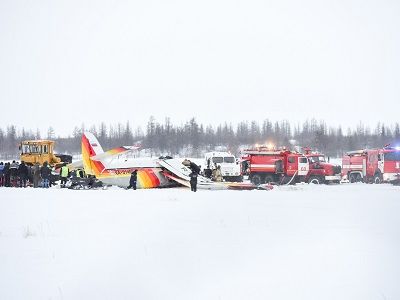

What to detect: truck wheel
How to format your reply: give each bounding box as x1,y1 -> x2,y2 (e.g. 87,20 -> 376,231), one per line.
264,175 -> 274,184
349,173 -> 356,183
251,175 -> 262,185
308,176 -> 321,184
373,174 -> 382,184
355,173 -> 363,183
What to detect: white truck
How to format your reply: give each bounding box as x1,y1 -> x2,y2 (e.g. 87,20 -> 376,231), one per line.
204,152 -> 242,182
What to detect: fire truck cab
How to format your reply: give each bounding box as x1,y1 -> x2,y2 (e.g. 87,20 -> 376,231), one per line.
342,146 -> 400,183
303,149 -> 342,184
241,147 -> 309,185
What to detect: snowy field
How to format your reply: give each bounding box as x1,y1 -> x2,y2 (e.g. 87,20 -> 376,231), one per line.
1,184 -> 399,300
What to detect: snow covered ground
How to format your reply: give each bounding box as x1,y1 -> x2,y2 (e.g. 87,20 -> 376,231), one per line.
1,184 -> 399,300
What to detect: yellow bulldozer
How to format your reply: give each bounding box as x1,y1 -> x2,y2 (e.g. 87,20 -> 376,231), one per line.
19,140 -> 72,167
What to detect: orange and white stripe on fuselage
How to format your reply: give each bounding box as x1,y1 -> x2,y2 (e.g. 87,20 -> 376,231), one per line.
95,167 -> 171,188
81,132 -> 172,189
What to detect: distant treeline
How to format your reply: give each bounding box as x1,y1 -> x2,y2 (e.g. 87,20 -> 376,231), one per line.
1,117 -> 400,159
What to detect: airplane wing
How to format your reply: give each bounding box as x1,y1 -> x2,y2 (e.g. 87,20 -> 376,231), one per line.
158,158 -> 192,181
158,158 -> 213,183
159,158 -> 232,190
162,171 -> 191,188
90,146 -> 140,161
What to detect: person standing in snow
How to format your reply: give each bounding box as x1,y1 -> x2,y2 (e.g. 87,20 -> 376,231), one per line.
32,163 -> 41,188
4,162 -> 11,187
49,166 -> 57,187
214,165 -> 223,182
10,160 -> 18,187
189,171 -> 198,192
18,161 -> 29,188
40,162 -> 51,188
59,164 -> 69,188
127,170 -> 138,190
0,162 -> 4,187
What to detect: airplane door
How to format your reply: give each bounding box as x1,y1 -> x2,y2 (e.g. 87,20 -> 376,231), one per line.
298,156 -> 309,176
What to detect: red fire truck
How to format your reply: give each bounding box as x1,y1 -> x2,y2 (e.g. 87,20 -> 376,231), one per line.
240,147 -> 309,185
342,146 -> 400,183
303,149 -> 342,184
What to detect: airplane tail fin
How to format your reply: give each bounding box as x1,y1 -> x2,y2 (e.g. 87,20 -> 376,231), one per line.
82,132 -> 105,176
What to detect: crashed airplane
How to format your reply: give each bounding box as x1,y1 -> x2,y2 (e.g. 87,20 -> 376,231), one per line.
81,132 -> 270,190
82,132 -> 171,188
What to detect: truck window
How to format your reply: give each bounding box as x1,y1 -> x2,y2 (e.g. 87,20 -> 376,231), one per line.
309,156 -> 317,163
309,156 -> 325,163
223,157 -> 235,163
22,145 -> 30,154
212,157 -> 223,164
299,157 -> 308,163
384,152 -> 400,161
34,145 -> 41,153
43,145 -> 48,154
288,157 -> 295,163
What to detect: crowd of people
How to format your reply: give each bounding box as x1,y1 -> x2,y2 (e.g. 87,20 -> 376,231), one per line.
1,159 -> 222,191
0,160 -> 81,188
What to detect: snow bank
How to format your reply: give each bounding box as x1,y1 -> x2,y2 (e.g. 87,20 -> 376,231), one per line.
0,184 -> 399,300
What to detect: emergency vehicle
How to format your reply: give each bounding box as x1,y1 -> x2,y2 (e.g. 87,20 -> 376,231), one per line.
303,148 -> 342,184
19,140 -> 72,167
204,152 -> 242,182
342,146 -> 400,183
240,147 -> 309,185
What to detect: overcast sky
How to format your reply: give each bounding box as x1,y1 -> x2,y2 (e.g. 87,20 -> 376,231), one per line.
0,0 -> 399,136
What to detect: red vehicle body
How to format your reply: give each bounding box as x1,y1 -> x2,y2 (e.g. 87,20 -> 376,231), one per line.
241,147 -> 309,185
342,147 -> 400,183
303,149 -> 342,184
